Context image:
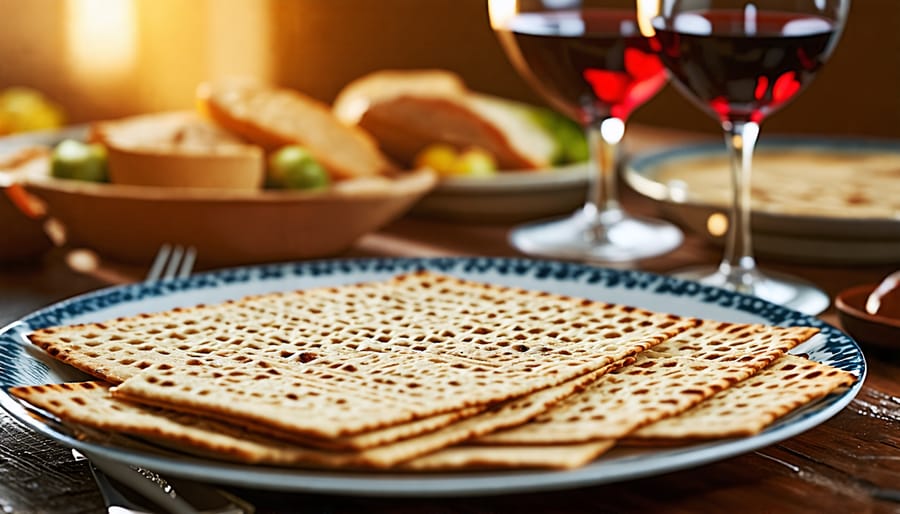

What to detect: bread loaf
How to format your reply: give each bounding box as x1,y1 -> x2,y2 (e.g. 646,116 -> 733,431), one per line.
90,110 -> 264,190
333,69 -> 562,170
198,79 -> 397,180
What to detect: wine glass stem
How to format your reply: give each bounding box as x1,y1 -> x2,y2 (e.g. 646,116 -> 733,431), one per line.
584,117 -> 625,225
720,120 -> 760,292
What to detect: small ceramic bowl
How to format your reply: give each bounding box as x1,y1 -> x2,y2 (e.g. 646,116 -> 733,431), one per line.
835,283 -> 900,351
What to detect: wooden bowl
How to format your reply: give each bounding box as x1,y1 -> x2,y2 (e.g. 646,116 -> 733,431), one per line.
835,283 -> 900,352
23,170 -> 436,267
0,186 -> 53,262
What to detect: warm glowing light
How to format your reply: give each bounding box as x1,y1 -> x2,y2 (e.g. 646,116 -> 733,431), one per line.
600,117 -> 625,144
207,0 -> 272,81
65,0 -> 137,79
635,0 -> 660,37
488,0 -> 517,29
706,212 -> 729,237
65,248 -> 100,274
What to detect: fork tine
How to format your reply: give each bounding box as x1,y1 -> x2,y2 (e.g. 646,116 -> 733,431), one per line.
178,247 -> 197,279
146,244 -> 197,282
145,244 -> 172,282
162,245 -> 185,280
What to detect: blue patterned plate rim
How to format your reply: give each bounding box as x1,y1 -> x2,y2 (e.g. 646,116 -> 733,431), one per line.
0,256 -> 866,497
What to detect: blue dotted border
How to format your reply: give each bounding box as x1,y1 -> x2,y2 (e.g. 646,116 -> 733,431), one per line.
1,256 -> 863,388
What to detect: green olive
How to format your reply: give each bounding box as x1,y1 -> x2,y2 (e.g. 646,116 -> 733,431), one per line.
267,145 -> 330,190
50,139 -> 108,182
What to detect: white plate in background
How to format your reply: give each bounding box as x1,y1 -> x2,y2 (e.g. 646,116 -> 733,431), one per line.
625,137 -> 900,265
412,163 -> 589,223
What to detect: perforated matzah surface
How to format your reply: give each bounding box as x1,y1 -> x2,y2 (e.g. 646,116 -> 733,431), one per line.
9,382 -> 354,467
629,355 -> 856,440
32,272 -> 695,440
654,150 -> 900,218
477,321 -> 818,444
30,271 -> 691,385
11,360 -> 615,468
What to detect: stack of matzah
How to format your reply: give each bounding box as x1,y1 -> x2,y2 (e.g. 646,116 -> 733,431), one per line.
9,271 -> 856,470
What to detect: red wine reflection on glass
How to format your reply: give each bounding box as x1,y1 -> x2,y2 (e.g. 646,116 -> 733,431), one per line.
490,3 -> 682,263
505,10 -> 667,122
654,9 -> 836,123
648,0 -> 849,314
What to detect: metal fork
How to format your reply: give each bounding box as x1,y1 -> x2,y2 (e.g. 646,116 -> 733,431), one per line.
145,244 -> 197,282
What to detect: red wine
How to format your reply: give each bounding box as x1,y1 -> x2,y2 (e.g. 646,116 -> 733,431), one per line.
652,10 -> 837,123
496,9 -> 666,123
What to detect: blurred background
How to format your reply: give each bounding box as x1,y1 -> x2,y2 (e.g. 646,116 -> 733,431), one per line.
0,0 -> 898,138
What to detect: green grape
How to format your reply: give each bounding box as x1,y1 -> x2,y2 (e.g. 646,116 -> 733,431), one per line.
50,139 -> 108,182
267,145 -> 330,190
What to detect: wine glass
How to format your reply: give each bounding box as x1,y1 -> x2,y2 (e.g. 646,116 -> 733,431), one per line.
488,0 -> 684,263
645,0 -> 849,314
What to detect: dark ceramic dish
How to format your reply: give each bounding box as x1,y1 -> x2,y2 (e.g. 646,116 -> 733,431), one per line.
835,283 -> 900,351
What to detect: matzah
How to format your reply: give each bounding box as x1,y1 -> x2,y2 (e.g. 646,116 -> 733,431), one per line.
444,354 -> 852,468
627,355 -> 856,440
477,321 -> 818,444
30,271 -> 695,441
16,270 -> 853,473
402,442 -> 616,471
11,359 -> 616,469
29,271 -> 691,383
10,381 -> 351,467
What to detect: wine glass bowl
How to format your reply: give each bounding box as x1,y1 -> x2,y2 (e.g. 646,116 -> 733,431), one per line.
488,0 -> 684,263
645,0 -> 850,314
651,2 -> 845,125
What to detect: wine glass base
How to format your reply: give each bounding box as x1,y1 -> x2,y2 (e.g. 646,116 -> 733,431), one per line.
508,211 -> 684,263
673,266 -> 830,316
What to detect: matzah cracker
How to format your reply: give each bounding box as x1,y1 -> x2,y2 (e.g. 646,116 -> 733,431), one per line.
340,362 -> 619,466
402,441 -> 616,471
649,321 -> 818,364
309,407 -> 485,451
9,382 -> 353,467
11,362 -> 612,469
28,271 -> 692,385
477,322 -> 817,444
628,355 -> 856,440
31,271 -> 694,440
109,352 -> 624,447
653,149 -> 900,219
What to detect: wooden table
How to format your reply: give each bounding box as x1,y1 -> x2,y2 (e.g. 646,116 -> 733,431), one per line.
1,134 -> 898,513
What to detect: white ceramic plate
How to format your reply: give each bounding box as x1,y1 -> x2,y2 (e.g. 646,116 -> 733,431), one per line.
0,257 -> 864,497
624,138 -> 900,265
411,163 -> 589,223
